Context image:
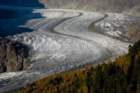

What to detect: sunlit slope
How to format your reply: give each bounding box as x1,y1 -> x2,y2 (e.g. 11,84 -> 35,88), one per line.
46,0 -> 140,13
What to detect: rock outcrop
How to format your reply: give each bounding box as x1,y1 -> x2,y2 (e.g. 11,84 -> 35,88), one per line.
0,38 -> 30,73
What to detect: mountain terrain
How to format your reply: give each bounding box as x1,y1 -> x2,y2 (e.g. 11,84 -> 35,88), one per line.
0,0 -> 44,8
45,0 -> 140,14
0,0 -> 140,93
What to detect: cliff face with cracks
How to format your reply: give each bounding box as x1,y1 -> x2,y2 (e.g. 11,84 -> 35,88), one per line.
0,38 -> 30,73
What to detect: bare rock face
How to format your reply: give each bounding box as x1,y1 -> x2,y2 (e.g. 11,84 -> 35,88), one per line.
0,38 -> 30,73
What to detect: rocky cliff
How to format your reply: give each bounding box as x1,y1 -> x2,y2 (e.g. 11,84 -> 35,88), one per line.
0,38 -> 30,73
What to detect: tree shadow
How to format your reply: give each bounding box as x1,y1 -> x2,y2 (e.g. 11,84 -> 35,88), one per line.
0,0 -> 45,37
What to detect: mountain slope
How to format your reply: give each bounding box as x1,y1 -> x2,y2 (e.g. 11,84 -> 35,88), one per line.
46,0 -> 140,13
0,0 -> 44,8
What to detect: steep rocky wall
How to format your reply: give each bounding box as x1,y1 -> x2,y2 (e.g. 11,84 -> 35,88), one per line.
0,38 -> 30,73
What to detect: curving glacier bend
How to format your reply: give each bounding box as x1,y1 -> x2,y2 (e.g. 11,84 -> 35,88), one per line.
0,7 -> 133,92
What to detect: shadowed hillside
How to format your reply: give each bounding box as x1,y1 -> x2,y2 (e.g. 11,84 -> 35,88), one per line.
0,0 -> 44,8
0,0 -> 45,37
